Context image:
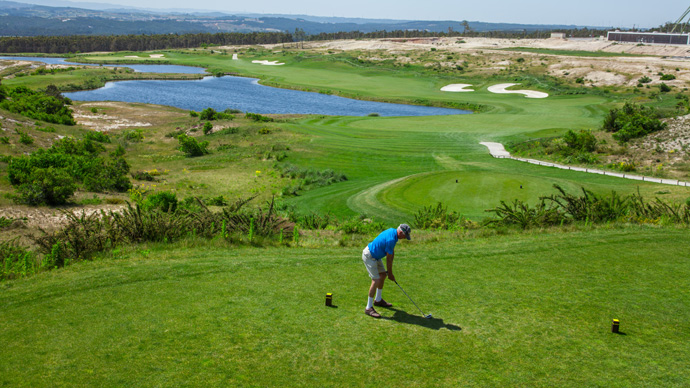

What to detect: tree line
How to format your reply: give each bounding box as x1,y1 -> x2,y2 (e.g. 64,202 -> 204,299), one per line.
0,32 -> 294,54
0,27 -> 617,54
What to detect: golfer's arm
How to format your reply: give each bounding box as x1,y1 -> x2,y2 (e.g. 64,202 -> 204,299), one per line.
386,253 -> 394,275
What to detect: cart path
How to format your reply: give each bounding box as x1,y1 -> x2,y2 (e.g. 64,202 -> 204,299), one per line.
480,142 -> 690,187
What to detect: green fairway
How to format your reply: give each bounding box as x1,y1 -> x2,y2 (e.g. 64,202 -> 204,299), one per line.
5,50 -> 688,221
1,227 -> 689,387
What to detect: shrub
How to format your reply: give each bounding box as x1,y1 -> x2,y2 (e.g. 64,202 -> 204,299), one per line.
7,137 -> 131,205
0,86 -> 76,125
177,134 -> 209,157
142,191 -> 178,213
16,167 -> 77,205
200,107 -> 234,121
638,76 -> 652,84
189,111 -> 199,117
122,128 -> 144,142
575,77 -> 584,84
245,112 -> 274,122
0,239 -> 37,280
203,121 -> 213,135
17,131 -> 33,145
84,131 -> 111,143
602,102 -> 667,143
165,129 -> 186,138
660,74 -> 676,81
414,202 -> 473,230
0,137 -> 9,144
659,83 -> 671,93
258,127 -> 271,135
563,129 -> 596,152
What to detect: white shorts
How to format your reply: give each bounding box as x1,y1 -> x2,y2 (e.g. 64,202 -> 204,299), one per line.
362,246 -> 386,280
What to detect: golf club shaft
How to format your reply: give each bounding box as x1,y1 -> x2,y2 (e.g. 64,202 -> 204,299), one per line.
393,280 -> 427,317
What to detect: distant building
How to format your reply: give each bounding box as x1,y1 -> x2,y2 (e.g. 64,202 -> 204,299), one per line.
550,32 -> 566,39
607,31 -> 689,45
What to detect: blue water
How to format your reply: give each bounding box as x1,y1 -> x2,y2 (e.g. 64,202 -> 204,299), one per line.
63,76 -> 470,117
0,56 -> 206,74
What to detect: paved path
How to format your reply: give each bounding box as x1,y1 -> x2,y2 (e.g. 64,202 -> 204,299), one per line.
480,142 -> 690,187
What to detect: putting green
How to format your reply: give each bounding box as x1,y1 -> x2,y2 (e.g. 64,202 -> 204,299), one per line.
377,171 -> 581,219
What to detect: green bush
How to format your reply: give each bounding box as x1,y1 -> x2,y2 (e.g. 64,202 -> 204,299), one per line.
177,134 -> 209,157
245,112 -> 274,122
660,74 -> 676,81
200,107 -> 235,121
638,76 -> 652,84
142,191 -> 178,213
0,86 -> 76,125
84,131 -> 111,143
17,131 -> 33,145
659,83 -> 671,93
7,137 -> 131,205
16,167 -> 77,205
563,129 -> 596,152
122,129 -> 144,142
203,121 -> 213,135
602,102 -> 667,143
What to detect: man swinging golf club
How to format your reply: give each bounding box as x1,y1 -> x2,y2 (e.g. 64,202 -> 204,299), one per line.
362,223 -> 411,318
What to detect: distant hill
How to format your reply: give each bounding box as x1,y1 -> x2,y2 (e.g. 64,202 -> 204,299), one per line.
0,0 -> 607,37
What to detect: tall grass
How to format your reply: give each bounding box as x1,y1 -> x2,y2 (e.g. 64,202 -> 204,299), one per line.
485,184 -> 690,228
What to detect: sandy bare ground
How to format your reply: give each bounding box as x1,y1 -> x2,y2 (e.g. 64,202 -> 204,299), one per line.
294,37 -> 690,88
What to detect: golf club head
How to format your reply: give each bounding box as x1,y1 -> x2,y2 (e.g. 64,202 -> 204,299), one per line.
424,314 -> 432,319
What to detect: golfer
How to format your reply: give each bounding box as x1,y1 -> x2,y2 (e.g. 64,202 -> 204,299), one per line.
362,224 -> 411,318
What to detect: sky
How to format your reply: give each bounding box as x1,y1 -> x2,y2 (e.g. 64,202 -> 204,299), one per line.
43,0 -> 690,28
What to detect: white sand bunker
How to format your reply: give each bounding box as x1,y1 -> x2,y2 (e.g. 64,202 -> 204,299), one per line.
479,142 -> 511,158
252,60 -> 285,66
488,83 -> 548,99
149,54 -> 165,58
440,84 -> 474,92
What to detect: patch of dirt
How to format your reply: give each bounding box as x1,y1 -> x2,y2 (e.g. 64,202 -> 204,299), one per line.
71,101 -> 186,132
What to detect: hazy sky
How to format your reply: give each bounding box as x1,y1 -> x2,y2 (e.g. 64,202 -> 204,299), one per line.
63,0 -> 688,28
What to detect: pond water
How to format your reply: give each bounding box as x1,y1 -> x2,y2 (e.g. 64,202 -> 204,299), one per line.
1,56 -> 470,116
63,76 -> 470,117
0,56 -> 207,74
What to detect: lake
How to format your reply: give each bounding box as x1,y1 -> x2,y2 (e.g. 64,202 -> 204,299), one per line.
1,56 -> 469,116
64,76 -> 470,117
0,56 -> 207,74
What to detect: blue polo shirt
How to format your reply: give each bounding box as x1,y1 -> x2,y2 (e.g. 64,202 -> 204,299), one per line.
367,228 -> 398,260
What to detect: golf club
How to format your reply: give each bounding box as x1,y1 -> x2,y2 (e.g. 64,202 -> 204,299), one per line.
393,280 -> 432,319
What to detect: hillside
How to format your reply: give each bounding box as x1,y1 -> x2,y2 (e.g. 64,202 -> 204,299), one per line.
0,0 -> 604,36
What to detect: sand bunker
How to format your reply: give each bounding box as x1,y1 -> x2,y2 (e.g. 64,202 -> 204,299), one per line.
488,83 -> 548,98
149,54 -> 165,58
440,84 -> 474,92
252,60 -> 285,66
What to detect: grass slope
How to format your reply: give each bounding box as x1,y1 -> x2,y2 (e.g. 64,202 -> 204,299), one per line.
1,227 -> 689,387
